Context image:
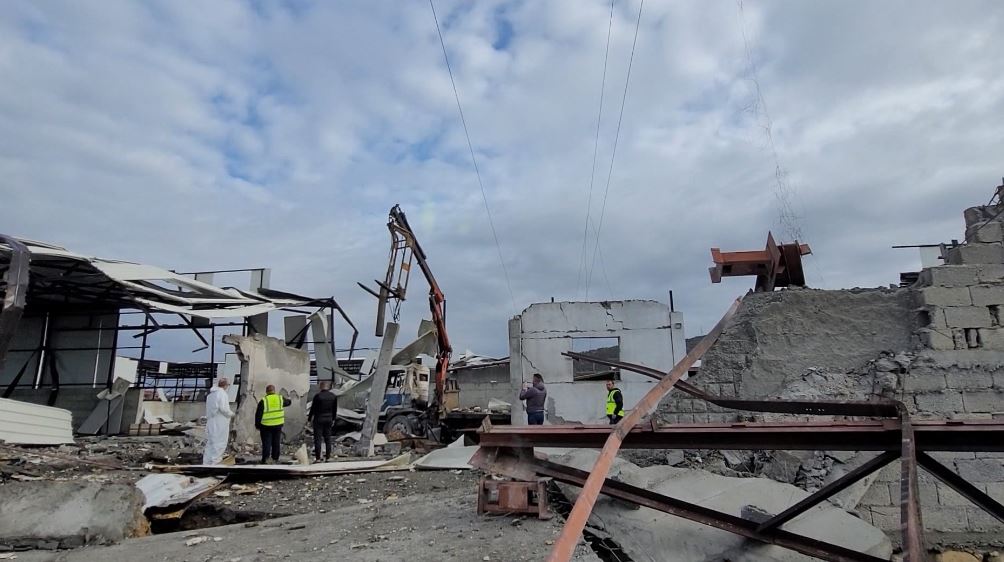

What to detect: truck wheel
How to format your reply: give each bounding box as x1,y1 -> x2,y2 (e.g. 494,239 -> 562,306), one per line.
385,414 -> 415,437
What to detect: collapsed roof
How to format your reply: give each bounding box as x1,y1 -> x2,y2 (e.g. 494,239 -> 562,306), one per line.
0,237 -> 332,317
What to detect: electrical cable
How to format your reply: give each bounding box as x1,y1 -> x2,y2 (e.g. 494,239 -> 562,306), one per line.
575,0 -> 616,300
429,0 -> 517,313
585,0 -> 644,300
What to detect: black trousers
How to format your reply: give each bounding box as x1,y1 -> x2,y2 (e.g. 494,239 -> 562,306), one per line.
259,425 -> 282,462
312,418 -> 333,460
607,414 -> 622,424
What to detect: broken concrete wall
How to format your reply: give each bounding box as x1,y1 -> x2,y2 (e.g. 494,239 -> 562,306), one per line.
224,333 -> 309,447
450,362 -> 511,409
658,288 -> 918,424
0,481 -> 149,549
509,300 -> 686,424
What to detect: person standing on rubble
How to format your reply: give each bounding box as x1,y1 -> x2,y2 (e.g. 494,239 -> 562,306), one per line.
307,380 -> 338,462
203,378 -> 234,465
605,380 -> 624,424
519,373 -> 547,425
255,384 -> 291,464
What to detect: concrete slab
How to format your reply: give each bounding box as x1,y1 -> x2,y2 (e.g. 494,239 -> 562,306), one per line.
224,334 -> 310,446
553,450 -> 892,562
0,481 -> 148,549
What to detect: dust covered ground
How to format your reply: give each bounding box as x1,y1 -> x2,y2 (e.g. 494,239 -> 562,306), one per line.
13,476 -> 600,562
2,438 -> 599,562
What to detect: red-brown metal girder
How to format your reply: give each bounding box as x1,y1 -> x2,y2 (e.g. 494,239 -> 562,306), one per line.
545,298 -> 743,562
709,231 -> 811,291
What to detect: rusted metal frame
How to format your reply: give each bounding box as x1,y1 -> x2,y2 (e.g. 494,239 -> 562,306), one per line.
898,407 -> 924,561
916,451 -> 1004,524
561,351 -> 900,418
756,450 -> 900,533
0,235 -> 30,370
531,456 -> 887,562
546,298 -> 743,562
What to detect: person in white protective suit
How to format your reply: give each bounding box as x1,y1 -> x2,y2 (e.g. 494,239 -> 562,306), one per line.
203,377 -> 234,465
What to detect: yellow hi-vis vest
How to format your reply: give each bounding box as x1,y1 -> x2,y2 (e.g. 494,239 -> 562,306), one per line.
605,388 -> 622,416
260,394 -> 285,426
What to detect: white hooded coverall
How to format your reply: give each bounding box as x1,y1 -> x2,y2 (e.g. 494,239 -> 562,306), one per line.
203,386 -> 234,465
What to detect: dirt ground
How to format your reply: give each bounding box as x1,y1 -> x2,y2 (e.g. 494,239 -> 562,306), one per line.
2,438 -> 601,562
13,475 -> 600,562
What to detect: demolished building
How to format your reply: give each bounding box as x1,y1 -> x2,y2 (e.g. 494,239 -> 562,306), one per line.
507,299 -> 686,424
0,236 -> 356,443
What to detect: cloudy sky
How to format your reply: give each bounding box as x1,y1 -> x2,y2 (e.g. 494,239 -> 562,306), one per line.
2,1 -> 1002,360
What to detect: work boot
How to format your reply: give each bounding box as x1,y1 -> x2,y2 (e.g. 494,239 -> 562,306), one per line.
313,457 -> 321,463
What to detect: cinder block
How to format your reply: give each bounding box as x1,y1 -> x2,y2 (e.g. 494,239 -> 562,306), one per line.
945,372 -> 994,390
937,482 -> 973,506
967,506 -> 1004,532
987,482 -> 1004,504
914,391 -> 964,413
917,265 -> 980,288
859,483 -> 892,506
966,221 -> 1004,244
962,390 -> 1004,413
946,243 -> 1004,265
955,458 -> 1004,482
971,285 -> 1004,306
943,306 -> 993,328
979,328 -> 1004,350
921,507 -> 971,532
875,462 -> 901,483
919,286 -> 973,307
866,506 -> 899,531
964,206 -> 991,228
922,307 -> 949,329
919,328 -> 957,351
978,264 -> 1004,283
904,372 -> 948,392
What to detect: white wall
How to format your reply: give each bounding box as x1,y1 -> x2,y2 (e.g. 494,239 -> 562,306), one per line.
509,300 -> 685,424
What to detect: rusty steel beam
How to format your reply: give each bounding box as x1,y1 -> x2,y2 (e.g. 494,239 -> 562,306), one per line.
0,235 -> 30,370
709,232 -> 812,291
757,451 -> 899,533
478,420 -> 1004,452
546,298 -> 743,562
530,456 -> 887,562
917,451 -> 1004,525
899,411 -> 924,561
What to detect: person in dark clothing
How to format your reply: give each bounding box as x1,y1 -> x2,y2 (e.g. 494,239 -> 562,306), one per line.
308,380 -> 338,462
255,384 -> 291,464
519,373 -> 547,425
605,380 -> 624,424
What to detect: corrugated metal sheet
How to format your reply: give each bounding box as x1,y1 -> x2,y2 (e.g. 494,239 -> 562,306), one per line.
0,397 -> 74,445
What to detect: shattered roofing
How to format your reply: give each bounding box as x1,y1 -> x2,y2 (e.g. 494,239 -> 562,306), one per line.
0,237 -> 329,317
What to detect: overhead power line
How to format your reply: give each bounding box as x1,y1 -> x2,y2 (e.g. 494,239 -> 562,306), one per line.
575,0 -> 616,300
429,0 -> 517,313
585,0 -> 644,300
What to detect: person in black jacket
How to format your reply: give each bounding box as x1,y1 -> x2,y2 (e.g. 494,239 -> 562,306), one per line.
308,380 -> 338,462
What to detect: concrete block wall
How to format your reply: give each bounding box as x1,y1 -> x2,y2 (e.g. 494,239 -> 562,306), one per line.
450,363 -> 513,409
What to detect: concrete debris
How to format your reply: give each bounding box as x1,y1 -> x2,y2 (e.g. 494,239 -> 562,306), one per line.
759,450 -> 802,484
0,398 -> 74,445
554,450 -> 892,561
224,333 -> 310,447
135,474 -> 225,518
413,437 -> 477,470
154,453 -> 412,478
0,481 -> 149,549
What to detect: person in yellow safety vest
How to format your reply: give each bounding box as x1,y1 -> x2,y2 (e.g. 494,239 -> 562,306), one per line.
255,384 -> 291,464
605,380 -> 624,424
